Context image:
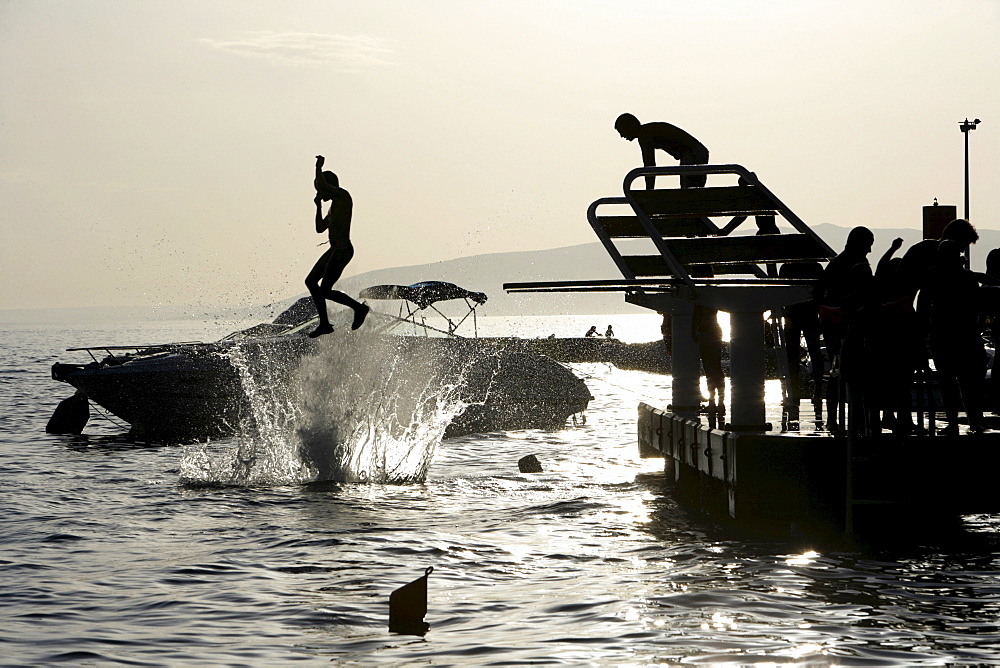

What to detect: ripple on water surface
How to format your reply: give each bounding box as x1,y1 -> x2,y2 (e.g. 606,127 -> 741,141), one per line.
6,323 -> 1000,664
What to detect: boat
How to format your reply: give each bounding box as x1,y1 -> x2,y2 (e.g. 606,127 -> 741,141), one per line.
50,282 -> 593,441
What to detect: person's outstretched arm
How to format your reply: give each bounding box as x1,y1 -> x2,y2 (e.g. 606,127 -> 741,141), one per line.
875,237 -> 903,278
974,272 -> 1000,286
315,154 -> 325,183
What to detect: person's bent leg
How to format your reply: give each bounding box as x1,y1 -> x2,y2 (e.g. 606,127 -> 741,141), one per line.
785,320 -> 803,404
305,250 -> 334,337
822,326 -> 843,431
959,349 -> 987,432
318,250 -> 368,331
324,290 -> 369,330
934,353 -> 961,435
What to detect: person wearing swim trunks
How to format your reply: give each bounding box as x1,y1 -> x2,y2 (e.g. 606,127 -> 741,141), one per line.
304,154 -> 369,338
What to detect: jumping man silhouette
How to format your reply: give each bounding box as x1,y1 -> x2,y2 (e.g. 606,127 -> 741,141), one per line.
305,155 -> 369,338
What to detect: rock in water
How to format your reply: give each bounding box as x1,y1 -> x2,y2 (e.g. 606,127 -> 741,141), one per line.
518,454 -> 543,473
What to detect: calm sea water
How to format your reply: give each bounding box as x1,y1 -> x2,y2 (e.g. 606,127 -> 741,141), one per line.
4,313 -> 1000,666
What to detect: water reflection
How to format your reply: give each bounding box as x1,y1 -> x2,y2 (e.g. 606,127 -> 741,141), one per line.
785,550 -> 821,567
27,338 -> 1000,665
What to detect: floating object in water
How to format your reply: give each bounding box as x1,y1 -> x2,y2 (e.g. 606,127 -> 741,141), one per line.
46,391 -> 89,435
389,566 -> 433,635
518,454 -> 543,473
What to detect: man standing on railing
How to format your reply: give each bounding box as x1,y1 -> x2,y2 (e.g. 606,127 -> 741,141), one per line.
614,113 -> 709,189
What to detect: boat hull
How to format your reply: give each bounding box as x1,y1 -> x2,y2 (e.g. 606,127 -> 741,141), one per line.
53,336 -> 591,442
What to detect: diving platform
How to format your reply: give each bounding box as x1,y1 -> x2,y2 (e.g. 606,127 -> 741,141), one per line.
507,163 -> 835,431
505,163 -> 1000,535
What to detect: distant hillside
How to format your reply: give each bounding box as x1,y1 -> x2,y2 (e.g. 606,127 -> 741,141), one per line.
10,222 -> 998,323
336,243 -> 640,317
330,222 -> 1000,317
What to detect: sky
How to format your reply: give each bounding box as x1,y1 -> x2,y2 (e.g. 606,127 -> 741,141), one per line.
2,0 -> 998,311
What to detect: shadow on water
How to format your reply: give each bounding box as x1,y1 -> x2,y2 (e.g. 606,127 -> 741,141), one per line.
46,432 -> 167,453
633,462 -> 1000,558
631,470 -> 716,543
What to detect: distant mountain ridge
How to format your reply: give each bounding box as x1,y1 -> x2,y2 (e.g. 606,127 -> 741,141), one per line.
335,222 -> 1000,317
336,242 -> 631,317
9,223 -> 998,322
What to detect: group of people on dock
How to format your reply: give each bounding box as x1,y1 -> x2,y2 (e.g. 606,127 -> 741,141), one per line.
792,220 -> 998,436
612,113 -> 1000,437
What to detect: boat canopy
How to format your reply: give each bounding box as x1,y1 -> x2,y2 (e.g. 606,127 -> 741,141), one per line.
359,281 -> 487,310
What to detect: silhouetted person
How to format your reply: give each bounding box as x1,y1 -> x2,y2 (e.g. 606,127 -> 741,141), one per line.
923,240 -> 988,434
815,226 -> 875,431
898,219 -> 979,296
779,262 -> 824,406
305,155 -> 369,338
874,238 -> 905,292
869,238 -> 918,434
615,113 -> 709,189
585,325 -> 598,337
982,249 -> 1000,345
755,215 -> 781,278
842,237 -> 913,435
983,249 -> 1000,409
605,325 -> 615,338
693,305 -> 725,413
755,216 -> 779,235
896,219 -> 980,431
660,313 -> 673,360
987,248 -> 1000,281
845,259 -> 884,434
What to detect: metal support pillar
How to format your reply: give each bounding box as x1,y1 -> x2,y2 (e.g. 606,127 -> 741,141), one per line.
728,310 -> 767,430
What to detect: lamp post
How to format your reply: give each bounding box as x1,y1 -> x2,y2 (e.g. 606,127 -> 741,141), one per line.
959,118 -> 981,221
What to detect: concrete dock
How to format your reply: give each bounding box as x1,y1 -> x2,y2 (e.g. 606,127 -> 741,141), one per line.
638,400 -> 1000,535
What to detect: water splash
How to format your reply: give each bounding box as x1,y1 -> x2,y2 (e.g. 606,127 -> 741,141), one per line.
179,330 -> 472,486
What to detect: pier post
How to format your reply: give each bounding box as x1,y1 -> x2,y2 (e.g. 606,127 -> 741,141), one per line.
728,309 -> 767,429
635,293 -> 703,420
670,305 -> 702,419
